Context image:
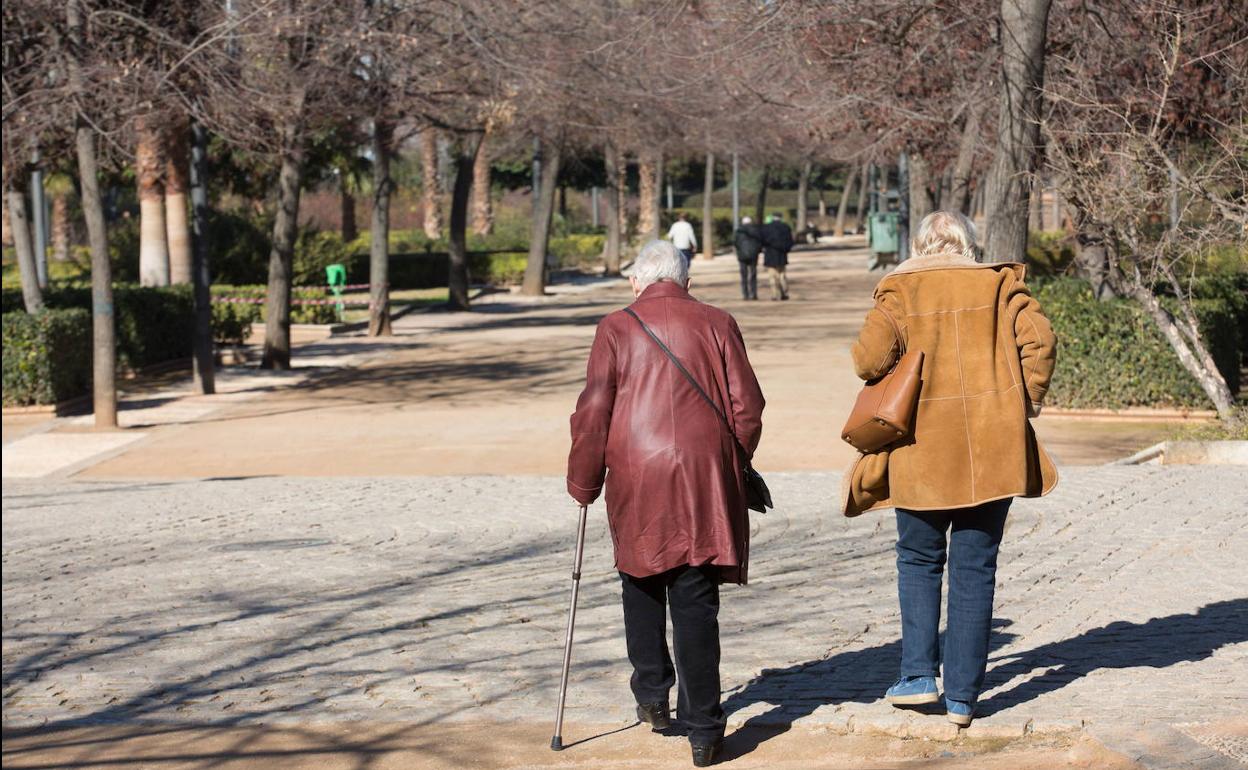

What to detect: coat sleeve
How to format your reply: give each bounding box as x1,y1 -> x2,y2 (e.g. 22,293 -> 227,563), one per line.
850,287 -> 903,381
1006,276 -> 1058,406
567,318 -> 618,504
724,316 -> 765,457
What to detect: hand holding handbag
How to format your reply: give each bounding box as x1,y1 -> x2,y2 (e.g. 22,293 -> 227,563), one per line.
841,306 -> 923,453
623,308 -> 773,513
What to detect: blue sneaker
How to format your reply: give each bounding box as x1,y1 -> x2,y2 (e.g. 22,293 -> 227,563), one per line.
885,676 -> 940,706
945,697 -> 974,727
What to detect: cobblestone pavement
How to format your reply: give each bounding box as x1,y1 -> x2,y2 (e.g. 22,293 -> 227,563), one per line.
3,467 -> 1245,759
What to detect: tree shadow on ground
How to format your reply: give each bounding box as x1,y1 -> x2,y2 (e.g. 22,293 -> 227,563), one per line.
977,597 -> 1248,715
719,620 -> 1017,761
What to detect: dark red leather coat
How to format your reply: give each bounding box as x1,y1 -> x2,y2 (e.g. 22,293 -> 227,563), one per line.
567,281 -> 765,584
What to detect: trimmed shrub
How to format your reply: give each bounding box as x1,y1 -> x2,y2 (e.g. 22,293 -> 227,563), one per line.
2,309 -> 92,406
210,285 -> 338,325
1037,278 -> 1241,410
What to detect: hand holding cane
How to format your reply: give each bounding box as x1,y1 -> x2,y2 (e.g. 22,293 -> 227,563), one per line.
551,503 -> 589,751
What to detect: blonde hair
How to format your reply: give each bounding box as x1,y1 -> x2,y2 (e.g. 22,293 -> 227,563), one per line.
911,210 -> 979,262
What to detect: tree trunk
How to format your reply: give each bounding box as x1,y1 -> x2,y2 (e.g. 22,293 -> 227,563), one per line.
446,136 -> 481,311
945,103 -> 981,214
754,165 -> 770,223
909,154 -> 932,227
1072,212 -> 1115,299
834,163 -> 859,237
189,122 -> 215,394
51,191 -> 69,262
796,160 -> 811,232
368,119 -> 393,336
602,142 -> 622,275
136,115 -> 170,286
261,114 -> 305,370
701,152 -> 715,259
340,182 -> 357,242
637,152 -> 657,240
617,152 -> 629,244
7,183 -> 44,313
522,139 -> 562,297
854,162 -> 869,233
68,1 -> 115,426
78,124 -> 117,428
421,129 -> 443,240
165,117 -> 192,284
1116,270 -> 1238,420
983,0 -> 1053,262
471,130 -> 493,236
818,189 -> 827,219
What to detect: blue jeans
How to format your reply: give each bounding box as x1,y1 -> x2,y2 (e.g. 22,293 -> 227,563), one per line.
895,498 -> 1010,704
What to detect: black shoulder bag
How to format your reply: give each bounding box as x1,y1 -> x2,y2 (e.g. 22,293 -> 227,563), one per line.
623,307 -> 773,513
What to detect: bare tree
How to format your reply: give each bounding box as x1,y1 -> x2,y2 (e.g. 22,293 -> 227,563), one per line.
983,0 -> 1053,263
421,129 -> 443,239
522,136 -> 561,296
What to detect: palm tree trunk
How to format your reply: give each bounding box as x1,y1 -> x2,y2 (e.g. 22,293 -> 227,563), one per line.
51,190 -> 69,262
471,130 -> 493,236
261,112 -> 305,370
421,129 -> 443,239
637,152 -> 657,239
701,152 -> 715,259
165,117 -> 192,284
522,139 -> 562,296
796,160 -> 811,232
834,164 -> 858,236
368,119 -> 393,337
136,115 -> 170,286
984,0 -> 1054,262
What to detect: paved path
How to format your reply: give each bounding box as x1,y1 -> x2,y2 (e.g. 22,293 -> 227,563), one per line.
4,468 -> 1245,761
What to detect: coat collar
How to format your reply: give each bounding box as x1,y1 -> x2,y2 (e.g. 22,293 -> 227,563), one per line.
889,251 -> 1026,279
635,281 -> 693,302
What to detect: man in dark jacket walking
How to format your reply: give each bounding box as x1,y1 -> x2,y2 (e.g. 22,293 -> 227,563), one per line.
761,213 -> 794,300
733,216 -> 763,300
567,240 -> 765,767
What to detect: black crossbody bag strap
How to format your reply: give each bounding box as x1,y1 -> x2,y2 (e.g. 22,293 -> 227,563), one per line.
622,307 -> 752,466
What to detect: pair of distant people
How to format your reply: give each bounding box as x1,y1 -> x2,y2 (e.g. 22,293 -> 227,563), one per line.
733,214 -> 793,301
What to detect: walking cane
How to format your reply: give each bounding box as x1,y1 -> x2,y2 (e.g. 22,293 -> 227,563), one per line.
550,503 -> 589,751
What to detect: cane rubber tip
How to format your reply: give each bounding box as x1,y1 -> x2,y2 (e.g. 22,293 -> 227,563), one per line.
550,736 -> 564,751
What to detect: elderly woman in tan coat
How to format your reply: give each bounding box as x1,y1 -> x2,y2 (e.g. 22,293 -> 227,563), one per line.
844,210 -> 1057,727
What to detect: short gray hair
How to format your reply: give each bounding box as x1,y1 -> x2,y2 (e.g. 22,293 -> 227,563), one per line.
632,239 -> 688,289
911,210 -> 980,261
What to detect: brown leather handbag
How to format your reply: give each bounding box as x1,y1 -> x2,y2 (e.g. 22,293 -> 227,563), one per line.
841,308 -> 924,452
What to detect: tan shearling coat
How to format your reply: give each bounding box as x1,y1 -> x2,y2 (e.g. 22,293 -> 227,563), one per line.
842,252 -> 1059,516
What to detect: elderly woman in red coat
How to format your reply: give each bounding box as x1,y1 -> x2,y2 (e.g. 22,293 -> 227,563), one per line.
567,239 -> 765,767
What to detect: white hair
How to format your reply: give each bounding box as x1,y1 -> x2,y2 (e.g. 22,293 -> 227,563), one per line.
632,239 -> 688,289
912,210 -> 980,261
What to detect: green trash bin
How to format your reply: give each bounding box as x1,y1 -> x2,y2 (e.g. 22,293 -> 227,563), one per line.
325,263 -> 347,321
868,212 -> 900,256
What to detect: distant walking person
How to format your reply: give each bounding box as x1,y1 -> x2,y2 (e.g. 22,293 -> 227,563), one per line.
734,216 -> 762,300
568,240 -> 765,767
843,211 -> 1058,727
760,213 -> 793,301
667,212 -> 698,266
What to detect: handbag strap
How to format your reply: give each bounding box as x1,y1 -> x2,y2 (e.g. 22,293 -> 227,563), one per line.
877,300 -> 907,355
622,307 -> 752,465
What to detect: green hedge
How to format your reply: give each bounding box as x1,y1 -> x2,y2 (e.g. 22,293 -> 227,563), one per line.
1037,277 -> 1242,410
1,286 -> 195,371
2,309 -> 92,406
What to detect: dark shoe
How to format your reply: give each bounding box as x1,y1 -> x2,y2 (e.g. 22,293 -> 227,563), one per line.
691,739 -> 723,767
781,294 -> 790,301
636,702 -> 671,730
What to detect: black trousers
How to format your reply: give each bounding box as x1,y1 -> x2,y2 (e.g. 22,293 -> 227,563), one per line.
620,565 -> 724,743
738,260 -> 758,299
